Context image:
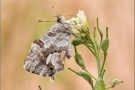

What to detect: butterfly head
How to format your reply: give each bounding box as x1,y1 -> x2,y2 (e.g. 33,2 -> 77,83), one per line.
55,15 -> 65,23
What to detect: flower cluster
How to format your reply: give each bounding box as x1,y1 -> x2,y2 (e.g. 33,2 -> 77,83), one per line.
69,10 -> 89,34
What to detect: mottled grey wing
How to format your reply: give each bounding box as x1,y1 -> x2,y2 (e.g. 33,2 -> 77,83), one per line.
23,23 -> 72,79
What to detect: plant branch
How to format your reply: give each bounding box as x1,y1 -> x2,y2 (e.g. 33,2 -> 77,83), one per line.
83,68 -> 97,81
101,52 -> 107,76
38,86 -> 42,90
84,43 -> 95,56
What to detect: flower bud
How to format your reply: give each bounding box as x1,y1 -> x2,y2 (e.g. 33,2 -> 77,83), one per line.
111,79 -> 123,88
80,34 -> 86,40
76,71 -> 92,85
74,51 -> 85,67
80,25 -> 89,33
101,37 -> 109,52
94,78 -> 106,90
72,39 -> 82,46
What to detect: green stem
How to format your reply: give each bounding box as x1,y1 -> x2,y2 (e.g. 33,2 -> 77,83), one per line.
106,85 -> 112,89
85,32 -> 97,53
97,18 -> 103,35
95,53 -> 101,78
99,34 -> 103,52
84,43 -> 95,56
100,27 -> 108,76
94,27 -> 96,38
68,68 -> 77,73
85,30 -> 101,78
38,86 -> 42,90
85,31 -> 94,45
69,67 -> 97,81
69,68 -> 94,89
97,18 -> 103,52
87,44 -> 93,48
101,70 -> 106,78
74,46 -> 77,53
72,32 -> 80,39
106,27 -> 108,37
95,18 -> 103,78
101,52 -> 107,76
83,68 -> 97,81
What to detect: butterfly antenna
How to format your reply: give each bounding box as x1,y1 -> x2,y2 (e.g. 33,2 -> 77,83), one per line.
64,15 -> 76,17
38,20 -> 56,22
52,7 -> 56,17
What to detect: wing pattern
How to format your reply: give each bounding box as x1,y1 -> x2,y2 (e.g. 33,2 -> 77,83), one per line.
23,23 -> 72,82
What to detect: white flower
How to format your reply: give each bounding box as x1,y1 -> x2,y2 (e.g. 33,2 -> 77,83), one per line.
69,10 -> 89,34
77,10 -> 88,27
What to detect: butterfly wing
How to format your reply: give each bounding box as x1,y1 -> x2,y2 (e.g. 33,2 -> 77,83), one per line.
23,23 -> 72,81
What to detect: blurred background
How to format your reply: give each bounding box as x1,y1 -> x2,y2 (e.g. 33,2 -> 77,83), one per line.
1,0 -> 134,90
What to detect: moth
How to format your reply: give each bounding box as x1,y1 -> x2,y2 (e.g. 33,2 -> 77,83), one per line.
23,15 -> 73,82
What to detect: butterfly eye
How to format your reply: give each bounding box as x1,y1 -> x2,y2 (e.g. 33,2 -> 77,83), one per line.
49,67 -> 54,70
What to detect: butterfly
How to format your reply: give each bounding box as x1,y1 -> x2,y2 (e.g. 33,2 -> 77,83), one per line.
23,15 -> 73,82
